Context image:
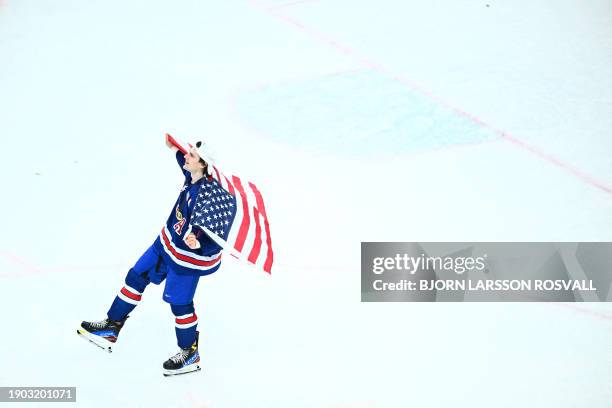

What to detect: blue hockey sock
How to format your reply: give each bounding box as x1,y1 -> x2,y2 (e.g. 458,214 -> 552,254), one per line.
171,302 -> 198,349
107,269 -> 150,322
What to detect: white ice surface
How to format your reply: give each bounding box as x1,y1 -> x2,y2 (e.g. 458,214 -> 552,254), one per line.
1,0 -> 611,407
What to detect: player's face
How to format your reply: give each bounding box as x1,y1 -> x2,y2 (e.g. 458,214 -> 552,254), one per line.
183,148 -> 205,173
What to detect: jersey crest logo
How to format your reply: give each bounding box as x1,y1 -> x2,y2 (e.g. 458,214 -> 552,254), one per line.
173,205 -> 186,235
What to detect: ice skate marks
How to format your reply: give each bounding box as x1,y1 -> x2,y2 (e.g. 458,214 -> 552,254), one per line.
235,70 -> 497,155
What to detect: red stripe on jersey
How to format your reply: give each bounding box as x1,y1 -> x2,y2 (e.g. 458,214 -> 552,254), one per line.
161,228 -> 222,267
175,313 -> 198,325
120,287 -> 142,301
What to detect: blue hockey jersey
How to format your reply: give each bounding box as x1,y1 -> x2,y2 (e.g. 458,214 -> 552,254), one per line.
153,151 -> 223,276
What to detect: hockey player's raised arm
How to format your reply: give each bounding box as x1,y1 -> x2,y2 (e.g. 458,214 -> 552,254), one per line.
165,133 -> 190,172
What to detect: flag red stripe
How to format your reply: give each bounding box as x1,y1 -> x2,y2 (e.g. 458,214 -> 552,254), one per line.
121,287 -> 142,301
175,313 -> 198,324
249,182 -> 274,273
166,133 -> 188,154
223,175 -> 235,195
247,207 -> 263,264
213,166 -> 222,186
232,175 -> 250,252
161,228 -> 222,267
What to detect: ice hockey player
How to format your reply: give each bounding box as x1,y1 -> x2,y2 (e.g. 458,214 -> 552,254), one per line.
78,135 -> 222,376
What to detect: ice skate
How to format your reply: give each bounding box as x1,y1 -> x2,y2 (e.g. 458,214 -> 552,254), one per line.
77,316 -> 128,353
163,331 -> 201,376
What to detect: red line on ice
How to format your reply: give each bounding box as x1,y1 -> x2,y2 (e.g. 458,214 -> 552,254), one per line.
247,0 -> 612,195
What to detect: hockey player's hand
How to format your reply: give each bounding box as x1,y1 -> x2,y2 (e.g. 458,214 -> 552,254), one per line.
184,233 -> 201,249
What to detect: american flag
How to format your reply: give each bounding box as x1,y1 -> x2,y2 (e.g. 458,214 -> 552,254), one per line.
166,133 -> 274,273
192,166 -> 274,274
191,180 -> 236,241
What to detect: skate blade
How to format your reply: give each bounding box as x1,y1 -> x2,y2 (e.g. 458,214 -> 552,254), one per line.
76,329 -> 113,353
163,365 -> 201,377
